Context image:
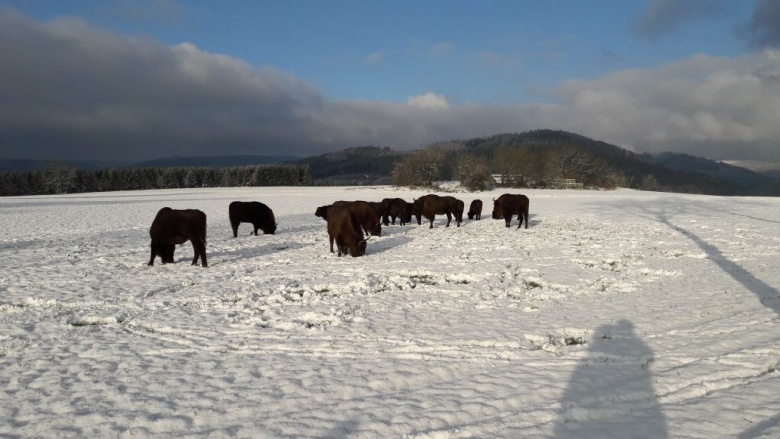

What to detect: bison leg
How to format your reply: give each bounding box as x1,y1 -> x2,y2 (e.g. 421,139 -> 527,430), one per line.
231,221 -> 239,238
505,214 -> 512,228
445,213 -> 452,227
520,212 -> 528,229
148,242 -> 158,266
190,238 -> 207,267
164,243 -> 176,263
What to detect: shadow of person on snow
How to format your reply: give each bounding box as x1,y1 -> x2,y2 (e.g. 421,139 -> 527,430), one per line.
554,319 -> 668,439
658,216 -> 780,317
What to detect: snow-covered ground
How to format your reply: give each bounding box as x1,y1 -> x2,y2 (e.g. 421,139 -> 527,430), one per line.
1,186 -> 779,438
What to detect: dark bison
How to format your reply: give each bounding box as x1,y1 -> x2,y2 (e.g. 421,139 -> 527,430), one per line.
446,196 -> 465,225
467,200 -> 483,220
314,205 -> 330,220
401,202 -> 414,226
368,201 -> 388,225
331,200 -> 382,236
327,206 -> 368,257
412,194 -> 462,228
148,207 -> 207,267
229,201 -> 276,237
492,193 -> 530,229
381,198 -> 409,225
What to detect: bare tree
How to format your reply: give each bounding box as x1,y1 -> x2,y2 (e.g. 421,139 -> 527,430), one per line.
392,147 -> 446,187
555,147 -> 591,179
457,154 -> 493,191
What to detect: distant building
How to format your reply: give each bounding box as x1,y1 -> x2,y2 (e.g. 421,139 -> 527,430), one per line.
551,178 -> 584,189
491,174 -> 525,186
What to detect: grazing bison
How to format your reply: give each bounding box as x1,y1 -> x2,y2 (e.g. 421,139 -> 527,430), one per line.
229,201 -> 277,237
446,196 -> 465,225
327,206 -> 368,257
314,205 -> 331,220
381,198 -> 409,225
492,193 -> 530,229
412,194 -> 462,228
401,202 -> 414,226
331,200 -> 382,236
148,207 -> 207,267
467,200 -> 483,220
368,201 -> 388,225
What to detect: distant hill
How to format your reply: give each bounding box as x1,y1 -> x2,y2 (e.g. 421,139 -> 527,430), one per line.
638,152 -> 775,190
294,146 -> 406,185
722,160 -> 780,179
3,130 -> 778,196
289,130 -> 779,195
0,159 -> 129,172
0,155 -> 297,172
450,130 -> 778,195
128,155 -> 299,168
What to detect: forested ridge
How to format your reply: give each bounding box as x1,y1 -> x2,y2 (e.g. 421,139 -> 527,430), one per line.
0,164 -> 312,196
3,130 -> 778,196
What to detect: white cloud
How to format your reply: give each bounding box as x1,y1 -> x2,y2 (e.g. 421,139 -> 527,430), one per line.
363,51 -> 385,64
406,93 -> 450,109
430,42 -> 454,54
3,9 -> 780,162
553,50 -> 780,159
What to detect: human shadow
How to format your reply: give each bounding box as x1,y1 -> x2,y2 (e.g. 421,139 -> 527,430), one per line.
315,416 -> 362,438
657,215 -> 780,317
737,412 -> 780,438
554,320 -> 668,439
593,199 -> 780,318
365,235 -> 414,256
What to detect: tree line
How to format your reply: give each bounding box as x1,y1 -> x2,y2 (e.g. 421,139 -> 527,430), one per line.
0,162 -> 313,196
391,143 -> 621,191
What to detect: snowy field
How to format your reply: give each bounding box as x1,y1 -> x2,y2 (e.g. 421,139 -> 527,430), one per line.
1,185 -> 779,438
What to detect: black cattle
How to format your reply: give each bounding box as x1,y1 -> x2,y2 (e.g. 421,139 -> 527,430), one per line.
229,201 -> 277,237
381,198 -> 409,225
412,194 -> 462,228
467,200 -> 483,220
326,206 -> 368,257
492,193 -> 530,229
331,200 -> 382,236
368,201 -> 388,226
314,205 -> 330,220
148,207 -> 207,267
446,196 -> 465,225
401,202 -> 414,226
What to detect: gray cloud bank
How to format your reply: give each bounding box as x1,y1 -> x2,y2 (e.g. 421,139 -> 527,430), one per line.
2,9 -> 780,163
742,0 -> 780,48
633,0 -> 727,38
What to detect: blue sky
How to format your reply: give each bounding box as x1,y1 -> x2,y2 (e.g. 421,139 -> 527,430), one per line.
1,1 -> 780,162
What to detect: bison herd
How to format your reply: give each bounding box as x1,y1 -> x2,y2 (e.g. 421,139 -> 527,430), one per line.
148,193 -> 530,266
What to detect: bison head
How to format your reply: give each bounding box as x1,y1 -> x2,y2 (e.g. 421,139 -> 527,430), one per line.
262,222 -> 277,235
314,205 -> 330,220
492,200 -> 502,219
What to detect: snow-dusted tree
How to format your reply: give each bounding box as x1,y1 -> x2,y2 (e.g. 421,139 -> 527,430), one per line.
41,161 -> 77,194
392,147 -> 446,187
457,154 -> 493,191
553,147 -> 590,179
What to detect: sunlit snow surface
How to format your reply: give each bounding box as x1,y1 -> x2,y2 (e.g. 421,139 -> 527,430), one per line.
1,186 -> 779,438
